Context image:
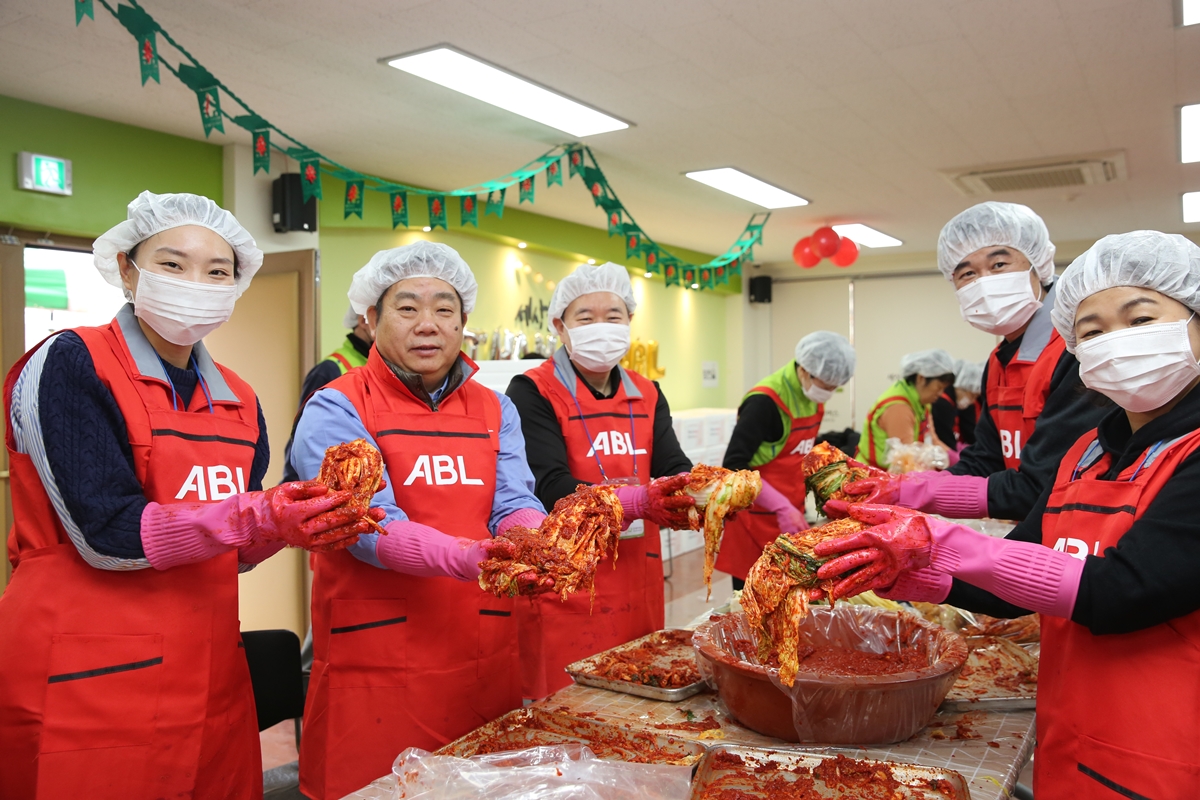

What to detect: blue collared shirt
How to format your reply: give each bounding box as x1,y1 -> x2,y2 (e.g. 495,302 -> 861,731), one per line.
289,371 -> 544,569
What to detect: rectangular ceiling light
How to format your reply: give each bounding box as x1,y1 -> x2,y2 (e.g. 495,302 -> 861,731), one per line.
1183,104 -> 1200,163
685,168 -> 808,209
384,47 -> 628,137
1184,0 -> 1200,25
1184,191 -> 1200,223
832,223 -> 902,248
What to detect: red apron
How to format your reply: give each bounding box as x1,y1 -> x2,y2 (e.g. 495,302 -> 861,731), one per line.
0,311 -> 262,800
300,350 -> 518,800
984,330 -> 1064,470
519,351 -> 663,699
864,394 -> 929,469
1036,429 -> 1200,798
715,386 -> 822,580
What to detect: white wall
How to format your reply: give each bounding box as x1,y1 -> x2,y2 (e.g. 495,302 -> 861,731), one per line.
222,143 -> 319,255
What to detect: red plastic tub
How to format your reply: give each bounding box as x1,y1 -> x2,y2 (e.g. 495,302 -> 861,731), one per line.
693,606 -> 968,744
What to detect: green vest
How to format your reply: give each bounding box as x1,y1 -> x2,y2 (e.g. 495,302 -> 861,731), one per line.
326,337 -> 368,374
746,363 -> 820,468
856,379 -> 924,469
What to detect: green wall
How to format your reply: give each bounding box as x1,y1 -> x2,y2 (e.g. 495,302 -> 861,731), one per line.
0,95 -> 223,237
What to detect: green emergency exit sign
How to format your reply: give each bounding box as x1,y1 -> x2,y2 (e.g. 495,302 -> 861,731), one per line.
18,152 -> 72,196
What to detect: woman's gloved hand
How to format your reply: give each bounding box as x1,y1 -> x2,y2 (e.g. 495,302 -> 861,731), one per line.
253,481 -> 378,550
612,474 -> 695,529
754,478 -> 808,533
824,471 -> 989,520
810,504 -> 936,599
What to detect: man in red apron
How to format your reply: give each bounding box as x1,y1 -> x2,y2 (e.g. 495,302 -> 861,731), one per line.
0,192 -> 370,800
291,242 -> 550,800
817,231 -> 1200,797
840,202 -> 1107,521
718,331 -> 855,587
507,262 -> 696,699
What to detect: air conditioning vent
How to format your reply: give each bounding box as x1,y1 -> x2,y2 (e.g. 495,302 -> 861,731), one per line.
942,151 -> 1127,196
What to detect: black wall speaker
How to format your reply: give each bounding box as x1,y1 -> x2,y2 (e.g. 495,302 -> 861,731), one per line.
272,174 -> 318,233
749,275 -> 772,303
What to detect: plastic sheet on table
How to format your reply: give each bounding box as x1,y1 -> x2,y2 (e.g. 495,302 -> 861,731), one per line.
390,743 -> 693,800
693,607 -> 968,744
885,438 -> 950,473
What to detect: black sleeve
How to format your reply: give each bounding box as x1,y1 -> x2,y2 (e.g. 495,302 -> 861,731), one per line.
1069,448 -> 1200,635
957,406 -> 977,445
722,395 -> 784,471
38,333 -> 148,559
251,399 -> 270,491
930,395 -> 957,447
649,382 -> 693,477
282,359 -> 343,483
943,491 -> 1047,618
948,361 -> 1006,479
505,374 -> 586,509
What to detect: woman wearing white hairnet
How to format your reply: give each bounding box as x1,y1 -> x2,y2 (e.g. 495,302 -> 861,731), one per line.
855,349 -> 956,469
506,262 -> 696,699
717,331 -> 855,587
817,231 -> 1200,798
930,359 -> 985,449
289,241 -> 547,799
0,192 -> 374,800
845,202 -> 1107,520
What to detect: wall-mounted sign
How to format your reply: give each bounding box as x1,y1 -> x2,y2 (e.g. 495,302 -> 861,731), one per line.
18,152 -> 73,196
701,360 -> 719,388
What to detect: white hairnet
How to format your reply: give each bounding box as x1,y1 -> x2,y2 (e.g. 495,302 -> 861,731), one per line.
956,361 -> 985,395
549,262 -> 637,320
900,349 -> 956,378
348,241 -> 478,315
93,191 -> 263,299
937,201 -> 1056,285
343,304 -> 361,330
1051,231 -> 1200,353
794,331 -> 855,386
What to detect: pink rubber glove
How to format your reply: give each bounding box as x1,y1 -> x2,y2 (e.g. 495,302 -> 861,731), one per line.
612,473 -> 695,530
945,447 -> 960,467
496,507 -> 547,536
825,471 -> 989,520
376,519 -> 487,581
873,567 -> 952,604
141,482 -> 369,570
812,504 -> 934,599
756,478 -> 808,533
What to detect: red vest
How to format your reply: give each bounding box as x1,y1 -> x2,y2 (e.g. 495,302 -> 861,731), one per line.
300,349 -> 518,800
1036,429 -> 1200,798
984,325 -> 1065,470
0,309 -> 262,800
716,385 -> 822,580
519,350 -> 663,698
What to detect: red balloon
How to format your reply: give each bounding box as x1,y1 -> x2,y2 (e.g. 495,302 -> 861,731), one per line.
832,236 -> 859,267
812,226 -> 841,258
792,237 -> 820,268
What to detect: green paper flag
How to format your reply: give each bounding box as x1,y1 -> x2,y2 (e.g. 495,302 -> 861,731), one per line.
252,129 -> 270,174
390,191 -> 408,229
664,263 -> 681,287
519,177 -> 535,204
115,5 -> 157,83
546,158 -> 562,187
428,195 -> 447,230
196,87 -> 224,137
644,248 -> 660,273
300,160 -> 322,202
343,179 -> 364,219
606,209 -> 622,236
76,0 -> 94,25
715,264 -> 729,285
567,148 -> 584,178
137,33 -> 159,84
460,195 -> 478,227
626,233 -> 641,259
684,269 -> 697,287
485,188 -> 505,218
700,268 -> 714,289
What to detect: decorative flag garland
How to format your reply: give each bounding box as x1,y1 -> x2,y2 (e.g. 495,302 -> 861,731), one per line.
83,0 -> 769,289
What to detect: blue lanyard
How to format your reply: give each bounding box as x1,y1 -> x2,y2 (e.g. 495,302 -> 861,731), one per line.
1128,440 -> 1166,482
154,353 -> 214,415
556,360 -> 638,482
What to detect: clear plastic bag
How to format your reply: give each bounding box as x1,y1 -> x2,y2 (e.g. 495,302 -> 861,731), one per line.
885,438 -> 949,473
693,606 -> 968,745
390,743 -> 693,800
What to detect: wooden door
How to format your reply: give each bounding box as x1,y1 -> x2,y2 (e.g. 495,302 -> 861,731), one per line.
204,249 -> 318,636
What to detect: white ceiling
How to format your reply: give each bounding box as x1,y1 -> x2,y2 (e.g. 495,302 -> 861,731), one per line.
2,0 -> 1199,265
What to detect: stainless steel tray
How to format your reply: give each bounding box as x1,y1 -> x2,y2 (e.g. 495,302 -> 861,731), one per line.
941,636 -> 1037,713
436,707 -> 707,766
688,744 -> 971,799
566,628 -> 708,701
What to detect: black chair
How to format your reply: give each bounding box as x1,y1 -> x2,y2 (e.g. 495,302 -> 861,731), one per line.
242,629 -> 306,800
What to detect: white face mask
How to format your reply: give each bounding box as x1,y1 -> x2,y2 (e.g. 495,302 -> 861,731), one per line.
130,260 -> 237,346
956,267 -> 1043,336
566,322 -> 630,373
802,379 -> 835,404
1076,317 -> 1200,413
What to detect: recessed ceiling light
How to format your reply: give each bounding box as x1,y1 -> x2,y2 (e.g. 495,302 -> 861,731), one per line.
685,168 -> 808,209
423,226 -> 432,232
1183,104 -> 1200,163
587,258 -> 596,264
1184,0 -> 1200,25
691,282 -> 700,289
517,241 -> 527,249
1184,191 -> 1200,223
384,47 -> 629,137
644,271 -> 653,278
832,224 -> 902,248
